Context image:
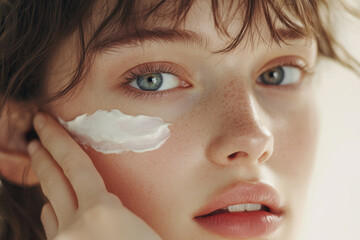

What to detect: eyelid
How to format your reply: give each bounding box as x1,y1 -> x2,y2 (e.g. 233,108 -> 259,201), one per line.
254,56 -> 316,91
120,62 -> 192,86
117,62 -> 193,101
257,56 -> 314,77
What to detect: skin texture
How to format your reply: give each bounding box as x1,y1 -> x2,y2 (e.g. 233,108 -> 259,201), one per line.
37,1 -> 319,239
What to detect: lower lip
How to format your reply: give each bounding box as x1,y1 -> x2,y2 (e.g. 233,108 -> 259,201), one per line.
194,211 -> 282,239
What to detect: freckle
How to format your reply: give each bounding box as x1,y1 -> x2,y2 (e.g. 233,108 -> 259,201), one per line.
228,79 -> 236,87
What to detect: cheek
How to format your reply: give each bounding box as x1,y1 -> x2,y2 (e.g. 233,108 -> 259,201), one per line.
87,149 -> 168,227
261,103 -> 318,237
273,106 -> 318,178
88,148 -> 170,204
270,104 -> 318,215
84,124 -> 200,225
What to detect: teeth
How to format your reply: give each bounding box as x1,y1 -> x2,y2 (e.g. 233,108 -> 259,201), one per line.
227,203 -> 262,212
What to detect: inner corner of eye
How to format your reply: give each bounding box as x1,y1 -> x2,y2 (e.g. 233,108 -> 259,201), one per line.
179,79 -> 191,88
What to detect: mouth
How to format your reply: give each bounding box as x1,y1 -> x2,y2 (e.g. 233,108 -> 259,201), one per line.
194,182 -> 284,239
196,203 -> 273,218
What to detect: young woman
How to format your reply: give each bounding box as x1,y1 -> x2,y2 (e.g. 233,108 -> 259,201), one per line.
0,0 -> 359,239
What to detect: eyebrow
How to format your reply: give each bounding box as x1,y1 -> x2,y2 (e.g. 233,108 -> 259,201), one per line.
93,29 -> 208,51
92,28 -> 308,52
276,28 -> 307,41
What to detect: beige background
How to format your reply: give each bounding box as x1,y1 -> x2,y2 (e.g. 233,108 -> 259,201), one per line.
299,5 -> 360,240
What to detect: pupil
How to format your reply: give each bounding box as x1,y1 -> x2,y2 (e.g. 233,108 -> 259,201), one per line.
137,73 -> 163,91
261,67 -> 284,85
147,77 -> 155,83
270,71 -> 278,79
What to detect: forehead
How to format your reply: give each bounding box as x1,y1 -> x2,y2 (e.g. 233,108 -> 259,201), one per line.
89,0 -> 313,53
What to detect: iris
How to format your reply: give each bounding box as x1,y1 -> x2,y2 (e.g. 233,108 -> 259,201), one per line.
136,73 -> 163,91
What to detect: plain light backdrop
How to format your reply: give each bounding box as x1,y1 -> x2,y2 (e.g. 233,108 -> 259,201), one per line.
299,3 -> 360,239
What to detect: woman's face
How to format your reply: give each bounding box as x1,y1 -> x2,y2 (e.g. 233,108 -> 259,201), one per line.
45,1 -> 318,239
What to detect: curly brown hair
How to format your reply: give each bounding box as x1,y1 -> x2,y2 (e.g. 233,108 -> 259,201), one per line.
0,0 -> 359,239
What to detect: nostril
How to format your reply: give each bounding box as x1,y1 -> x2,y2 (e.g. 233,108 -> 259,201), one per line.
228,151 -> 248,160
258,151 -> 270,163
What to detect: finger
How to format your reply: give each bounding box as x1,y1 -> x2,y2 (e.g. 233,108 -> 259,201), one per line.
41,202 -> 59,239
33,113 -> 107,204
28,140 -> 77,227
0,150 -> 39,185
53,230 -> 86,240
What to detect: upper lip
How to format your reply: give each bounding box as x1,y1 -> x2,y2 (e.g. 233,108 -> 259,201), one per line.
194,181 -> 283,217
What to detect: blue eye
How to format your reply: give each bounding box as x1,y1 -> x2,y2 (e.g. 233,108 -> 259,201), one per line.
258,66 -> 301,85
129,73 -> 180,91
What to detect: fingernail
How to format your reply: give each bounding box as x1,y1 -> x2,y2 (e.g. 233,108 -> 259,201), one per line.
27,140 -> 40,156
34,113 -> 46,131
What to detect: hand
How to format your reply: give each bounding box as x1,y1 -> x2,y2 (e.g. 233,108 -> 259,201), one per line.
28,113 -> 162,240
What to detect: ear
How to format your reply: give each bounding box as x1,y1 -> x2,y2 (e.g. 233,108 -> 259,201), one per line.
0,101 -> 39,186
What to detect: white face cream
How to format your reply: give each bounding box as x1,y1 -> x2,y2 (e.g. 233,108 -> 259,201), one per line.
59,109 -> 171,154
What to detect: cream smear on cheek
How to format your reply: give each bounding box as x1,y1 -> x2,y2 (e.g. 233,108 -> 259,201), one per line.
59,109 -> 171,154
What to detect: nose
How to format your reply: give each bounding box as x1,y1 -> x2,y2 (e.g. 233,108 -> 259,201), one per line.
205,97 -> 274,167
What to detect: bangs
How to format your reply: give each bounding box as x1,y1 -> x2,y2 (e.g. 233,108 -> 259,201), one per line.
50,0 -> 349,101
87,0 -> 326,52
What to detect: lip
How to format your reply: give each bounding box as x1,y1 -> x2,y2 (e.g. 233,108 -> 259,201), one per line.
194,181 -> 284,239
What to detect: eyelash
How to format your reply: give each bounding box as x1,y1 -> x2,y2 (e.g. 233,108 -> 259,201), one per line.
270,60 -> 312,74
257,60 -> 314,90
119,59 -> 313,100
119,62 -> 183,100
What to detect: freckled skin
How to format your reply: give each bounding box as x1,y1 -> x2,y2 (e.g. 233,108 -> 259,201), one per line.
45,1 -> 319,239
